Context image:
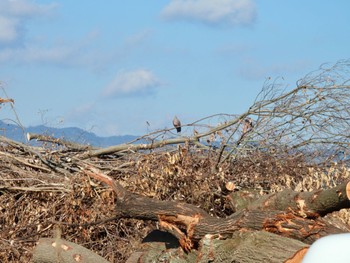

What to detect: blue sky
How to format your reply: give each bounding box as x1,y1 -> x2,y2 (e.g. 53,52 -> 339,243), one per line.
0,0 -> 349,136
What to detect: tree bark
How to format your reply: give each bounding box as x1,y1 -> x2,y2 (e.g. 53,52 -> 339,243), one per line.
80,137 -> 200,159
32,238 -> 109,263
128,230 -> 309,263
245,181 -> 350,217
84,168 -> 350,251
27,132 -> 95,151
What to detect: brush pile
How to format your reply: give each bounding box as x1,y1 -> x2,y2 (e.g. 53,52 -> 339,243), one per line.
1,134 -> 350,262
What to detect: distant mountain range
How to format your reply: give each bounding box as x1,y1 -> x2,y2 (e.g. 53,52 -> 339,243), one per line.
0,120 -> 140,147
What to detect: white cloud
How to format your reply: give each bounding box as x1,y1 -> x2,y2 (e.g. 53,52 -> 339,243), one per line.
68,103 -> 95,118
0,0 -> 56,17
0,33 -> 112,69
0,44 -> 80,65
239,59 -> 311,80
124,29 -> 152,47
0,16 -> 21,43
0,0 -> 57,44
0,26 -> 149,71
64,102 -> 97,128
103,69 -> 162,98
161,0 -> 256,26
217,42 -> 253,55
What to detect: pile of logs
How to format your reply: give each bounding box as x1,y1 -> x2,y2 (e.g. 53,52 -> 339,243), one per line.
33,165 -> 350,262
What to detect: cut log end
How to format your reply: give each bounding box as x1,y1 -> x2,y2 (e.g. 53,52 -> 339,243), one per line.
0,98 -> 14,104
225,181 -> 235,192
346,182 -> 350,201
285,247 -> 309,263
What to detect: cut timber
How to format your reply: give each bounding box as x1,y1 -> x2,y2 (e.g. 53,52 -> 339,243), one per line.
227,189 -> 262,211
27,133 -> 94,151
128,230 -> 309,263
32,238 -> 109,263
244,181 -> 350,217
225,181 -> 235,192
197,231 -> 308,263
85,168 -> 350,251
285,247 -> 309,263
79,137 -> 199,158
0,97 -> 14,104
220,181 -> 236,196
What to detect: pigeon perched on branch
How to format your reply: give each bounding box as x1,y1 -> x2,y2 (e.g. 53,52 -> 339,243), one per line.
173,116 -> 181,133
242,118 -> 253,135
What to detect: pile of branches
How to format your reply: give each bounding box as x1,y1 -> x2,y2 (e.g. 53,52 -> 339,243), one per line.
2,136 -> 350,262
1,60 -> 350,262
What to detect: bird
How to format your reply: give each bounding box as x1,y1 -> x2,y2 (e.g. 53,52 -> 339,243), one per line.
173,116 -> 181,133
242,118 -> 253,135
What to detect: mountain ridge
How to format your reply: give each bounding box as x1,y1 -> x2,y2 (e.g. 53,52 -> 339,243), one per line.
0,120 -> 140,147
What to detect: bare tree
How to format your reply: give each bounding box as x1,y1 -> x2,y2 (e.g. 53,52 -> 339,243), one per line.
220,59 -> 350,165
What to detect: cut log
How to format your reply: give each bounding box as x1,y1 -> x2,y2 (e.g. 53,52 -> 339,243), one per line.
227,189 -> 262,211
245,181 -> 350,217
27,133 -> 94,151
0,97 -> 14,104
197,231 -> 308,263
85,168 -> 350,251
32,238 -> 109,263
128,230 -> 309,263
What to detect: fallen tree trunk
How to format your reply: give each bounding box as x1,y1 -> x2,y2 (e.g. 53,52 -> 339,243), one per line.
84,167 -> 350,253
32,238 -> 109,263
26,133 -> 96,151
79,137 -> 201,159
128,230 -> 309,263
229,181 -> 350,218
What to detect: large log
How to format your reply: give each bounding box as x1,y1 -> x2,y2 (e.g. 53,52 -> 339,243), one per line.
127,230 -> 309,263
84,168 -> 350,251
246,181 -> 350,217
227,181 -> 350,218
32,238 -> 109,263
